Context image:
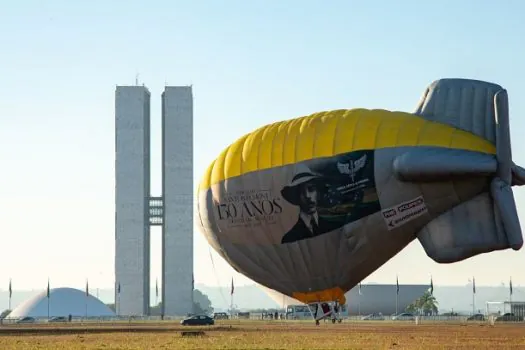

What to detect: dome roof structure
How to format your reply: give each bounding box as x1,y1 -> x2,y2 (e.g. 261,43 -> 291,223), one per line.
6,287 -> 116,319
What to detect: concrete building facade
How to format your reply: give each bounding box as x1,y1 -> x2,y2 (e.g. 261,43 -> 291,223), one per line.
162,87 -> 194,316
114,84 -> 193,316
115,86 -> 151,316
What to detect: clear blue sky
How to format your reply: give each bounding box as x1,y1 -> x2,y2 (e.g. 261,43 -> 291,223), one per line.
1,0 -> 525,292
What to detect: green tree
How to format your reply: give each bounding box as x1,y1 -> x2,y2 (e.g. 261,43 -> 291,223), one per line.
0,310 -> 11,319
193,289 -> 213,314
405,291 -> 439,316
405,303 -> 418,314
147,289 -> 213,316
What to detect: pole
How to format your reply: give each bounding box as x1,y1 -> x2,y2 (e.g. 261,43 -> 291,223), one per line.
155,278 -> 159,309
230,293 -> 233,317
230,278 -> 234,318
85,279 -> 89,320
510,278 -> 513,304
509,287 -> 512,314
116,282 -> 121,316
472,291 -> 475,315
395,276 -> 399,315
471,276 -> 476,315
47,278 -> 50,320
8,279 -> 11,311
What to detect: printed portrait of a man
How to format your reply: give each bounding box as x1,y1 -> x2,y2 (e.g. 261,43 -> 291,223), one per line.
280,165 -> 341,244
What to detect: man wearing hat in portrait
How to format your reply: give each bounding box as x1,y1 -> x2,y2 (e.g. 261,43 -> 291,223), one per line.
280,164 -> 341,244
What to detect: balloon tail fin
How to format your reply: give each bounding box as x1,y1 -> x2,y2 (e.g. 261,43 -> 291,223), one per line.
415,79 -> 523,261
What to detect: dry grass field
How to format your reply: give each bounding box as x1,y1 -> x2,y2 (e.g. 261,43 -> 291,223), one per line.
1,321 -> 525,349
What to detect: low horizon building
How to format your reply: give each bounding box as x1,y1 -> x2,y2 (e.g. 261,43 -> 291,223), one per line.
261,283 -> 429,315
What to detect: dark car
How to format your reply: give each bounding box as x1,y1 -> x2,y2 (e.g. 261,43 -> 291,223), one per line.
180,315 -> 215,326
467,314 -> 485,321
48,316 -> 68,323
495,313 -> 524,322
16,317 -> 35,324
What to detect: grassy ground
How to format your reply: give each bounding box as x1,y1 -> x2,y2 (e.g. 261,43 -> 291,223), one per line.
1,321 -> 525,349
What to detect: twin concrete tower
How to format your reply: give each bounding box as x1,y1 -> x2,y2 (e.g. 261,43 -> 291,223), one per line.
114,84 -> 193,316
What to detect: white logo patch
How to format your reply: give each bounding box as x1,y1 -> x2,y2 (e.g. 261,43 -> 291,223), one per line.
336,154 -> 367,183
382,196 -> 428,230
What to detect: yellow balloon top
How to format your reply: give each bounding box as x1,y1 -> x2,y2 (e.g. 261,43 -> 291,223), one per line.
199,108 -> 496,191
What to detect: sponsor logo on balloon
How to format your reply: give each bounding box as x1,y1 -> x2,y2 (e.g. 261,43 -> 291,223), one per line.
382,209 -> 397,219
397,197 -> 425,212
381,196 -> 428,230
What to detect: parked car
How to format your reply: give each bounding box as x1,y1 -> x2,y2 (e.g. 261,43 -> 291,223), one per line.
16,317 -> 35,324
495,313 -> 524,322
391,313 -> 415,321
467,314 -> 485,321
180,315 -> 215,326
361,313 -> 385,321
213,312 -> 229,320
48,316 -> 68,323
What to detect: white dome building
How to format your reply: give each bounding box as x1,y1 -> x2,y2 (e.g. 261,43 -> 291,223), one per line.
6,287 -> 116,319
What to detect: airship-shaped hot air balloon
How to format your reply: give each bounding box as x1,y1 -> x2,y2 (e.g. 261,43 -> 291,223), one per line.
197,78 -> 525,323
